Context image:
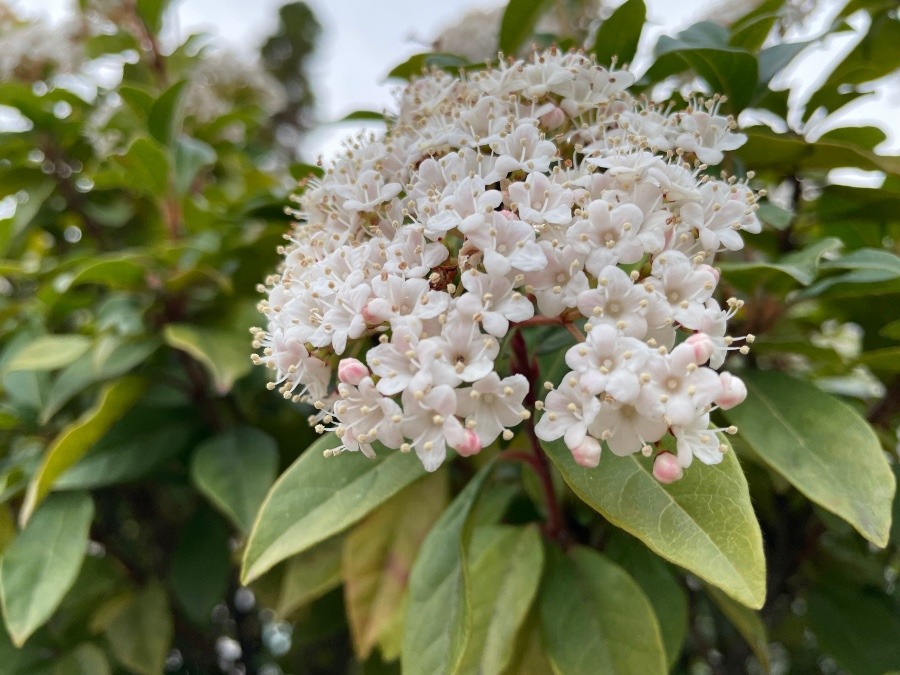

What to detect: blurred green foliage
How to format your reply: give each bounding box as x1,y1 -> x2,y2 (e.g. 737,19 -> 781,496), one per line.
0,0 -> 899,673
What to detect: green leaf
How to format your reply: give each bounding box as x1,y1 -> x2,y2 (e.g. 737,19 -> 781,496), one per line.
707,586 -> 770,670
808,581 -> 900,675
388,53 -> 469,80
105,583 -> 173,675
737,127 -> 900,174
499,0 -> 550,56
0,181 -> 54,258
819,126 -> 888,150
718,237 -> 843,290
42,338 -> 158,424
542,436 -> 766,608
646,23 -> 758,111
338,110 -> 386,122
52,643 -> 112,675
191,426 -> 279,533
277,536 -> 344,619
57,406 -> 197,489
756,41 -> 812,83
169,510 -> 230,625
135,0 -> 169,32
148,80 -> 187,147
723,370 -> 895,547
241,433 -> 427,583
343,471 -> 448,658
592,0 -> 645,66
0,492 -> 94,646
5,335 -> 92,373
174,135 -> 216,195
111,136 -> 170,198
820,248 -> 900,282
163,324 -> 252,394
605,532 -> 688,667
539,545 -> 667,674
456,525 -> 544,675
401,463 -> 494,675
860,347 -> 900,374
21,377 -> 146,524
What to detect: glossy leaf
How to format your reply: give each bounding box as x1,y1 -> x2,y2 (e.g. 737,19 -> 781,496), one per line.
148,80 -> 187,147
539,545 -> 667,674
111,136 -> 170,197
723,370 -> 895,547
21,377 -> 146,524
241,433 -> 427,583
542,436 -> 766,608
343,471 -> 448,658
163,324 -> 253,394
191,426 -> 279,533
499,0 -> 550,56
277,536 -> 344,619
456,525 -> 544,675
0,492 -> 94,646
592,0 -> 645,66
718,237 -> 843,290
401,463 -> 494,675
105,583 -> 173,675
5,335 -> 91,373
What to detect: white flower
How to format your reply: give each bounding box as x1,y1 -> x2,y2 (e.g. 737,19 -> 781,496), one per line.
535,373 -> 602,451
401,385 -> 466,471
568,201 -> 646,275
456,373 -> 530,446
333,377 -> 403,458
565,324 -> 646,402
457,270 -> 534,337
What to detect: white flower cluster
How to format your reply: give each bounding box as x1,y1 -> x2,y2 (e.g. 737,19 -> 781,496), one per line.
0,6 -> 82,82
253,49 -> 760,477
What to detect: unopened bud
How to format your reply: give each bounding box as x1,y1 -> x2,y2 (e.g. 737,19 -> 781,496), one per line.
715,372 -> 747,410
571,436 -> 602,468
652,451 -> 683,484
338,358 -> 369,386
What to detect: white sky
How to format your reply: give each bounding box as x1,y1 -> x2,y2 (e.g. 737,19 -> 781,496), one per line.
11,0 -> 899,160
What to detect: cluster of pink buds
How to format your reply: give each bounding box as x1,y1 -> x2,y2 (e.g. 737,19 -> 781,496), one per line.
253,49 -> 759,477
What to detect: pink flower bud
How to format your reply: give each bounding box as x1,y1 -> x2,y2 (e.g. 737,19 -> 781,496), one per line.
571,436 -> 602,468
362,298 -> 389,324
697,263 -> 720,282
715,372 -> 747,410
338,358 -> 369,386
540,106 -> 567,130
686,332 -> 715,365
455,429 -> 482,457
653,451 -> 683,484
498,209 -> 516,220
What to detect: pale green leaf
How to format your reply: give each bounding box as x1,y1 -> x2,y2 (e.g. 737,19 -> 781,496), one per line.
241,433 -> 427,583
21,377 -> 146,524
456,525 -> 544,675
0,492 -> 94,646
191,426 -> 279,533
542,436 -> 766,608
401,463 -> 494,675
52,643 -> 112,675
723,370 -> 895,547
105,583 -> 173,675
539,545 -> 667,674
5,335 -> 91,373
163,324 -> 252,394
343,471 -> 448,658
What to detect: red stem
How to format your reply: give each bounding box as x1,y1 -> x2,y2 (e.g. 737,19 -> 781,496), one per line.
507,330 -> 570,547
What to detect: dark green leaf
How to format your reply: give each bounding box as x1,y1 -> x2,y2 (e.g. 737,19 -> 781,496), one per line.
499,0 -> 551,56
148,80 -> 187,147
707,586 -> 770,670
191,426 -> 279,533
174,136 -> 216,195
105,583 -> 173,675
111,136 -> 170,198
169,510 -> 230,625
388,53 -> 469,80
539,545 -> 667,674
592,0 -> 646,66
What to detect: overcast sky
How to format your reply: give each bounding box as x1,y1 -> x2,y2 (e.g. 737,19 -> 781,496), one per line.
13,0 -> 899,161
